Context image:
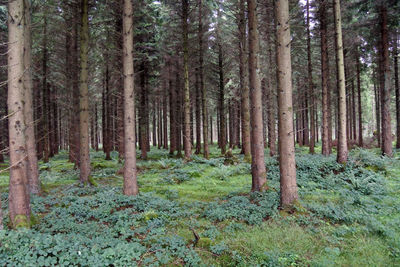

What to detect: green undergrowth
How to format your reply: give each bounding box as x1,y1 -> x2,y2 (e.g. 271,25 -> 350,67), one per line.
0,147 -> 399,266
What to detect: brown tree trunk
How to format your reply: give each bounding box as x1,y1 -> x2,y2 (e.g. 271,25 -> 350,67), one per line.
334,0 -> 348,164
23,0 -> 40,194
239,0 -> 251,160
198,0 -> 209,159
169,62 -> 176,155
319,0 -> 331,155
307,0 -> 315,154
195,70 -> 202,154
42,14 -> 50,163
248,0 -> 266,191
79,0 -> 91,184
276,0 -> 298,206
217,16 -> 226,155
393,32 -> 399,149
163,77 -> 168,150
356,50 -> 363,147
378,4 -> 392,156
123,0 -> 139,195
374,72 -> 381,147
8,0 -> 31,228
139,63 -> 148,159
182,0 -> 192,160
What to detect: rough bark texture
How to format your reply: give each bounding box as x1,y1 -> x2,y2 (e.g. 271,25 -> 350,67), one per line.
123,0 -> 139,196
23,0 -> 40,194
169,62 -> 176,155
379,5 -> 392,157
334,0 -> 348,164
182,0 -> 192,160
42,14 -> 49,163
394,33 -> 399,149
79,0 -> 91,184
8,0 -> 31,228
276,0 -> 298,206
248,0 -> 266,191
319,0 -> 331,156
239,0 -> 251,160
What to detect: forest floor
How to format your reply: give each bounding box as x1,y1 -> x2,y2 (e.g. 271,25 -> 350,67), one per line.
0,145 -> 399,266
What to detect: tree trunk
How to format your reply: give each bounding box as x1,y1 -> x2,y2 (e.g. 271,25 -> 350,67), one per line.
276,0 -> 298,206
379,5 -> 392,157
123,0 -> 139,196
182,0 -> 192,160
23,0 -> 40,194
139,63 -> 148,159
218,32 -> 226,154
248,0 -> 266,191
42,14 -> 50,163
394,32 -> 399,149
319,0 -> 331,155
195,70 -> 202,154
334,0 -> 348,164
169,62 -> 176,155
163,77 -> 168,150
8,0 -> 31,228
239,0 -> 251,160
356,50 -> 363,147
79,0 -> 91,184
307,0 -> 315,154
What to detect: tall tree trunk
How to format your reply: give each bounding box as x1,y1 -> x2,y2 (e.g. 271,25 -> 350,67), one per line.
334,0 -> 348,164
379,4 -> 392,156
163,77 -> 168,150
394,32 -> 399,149
42,14 -> 49,163
195,70 -> 202,154
169,62 -> 176,155
356,50 -> 363,147
307,0 -> 315,154
72,11 -> 81,166
239,0 -> 251,160
276,0 -> 298,206
248,0 -> 266,191
351,79 -> 357,141
139,63 -> 148,159
217,18 -> 226,155
23,0 -> 40,194
374,71 -> 381,146
8,0 -> 31,228
123,0 -> 139,196
79,0 -> 91,184
319,0 -> 331,155
182,0 -> 192,160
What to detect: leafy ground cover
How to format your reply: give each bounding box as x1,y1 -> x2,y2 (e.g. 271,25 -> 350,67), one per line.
0,146 -> 399,266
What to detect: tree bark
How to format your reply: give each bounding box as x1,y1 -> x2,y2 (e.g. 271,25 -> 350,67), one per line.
378,4 -> 392,156
79,0 -> 91,184
356,50 -> 363,147
394,32 -> 399,149
276,0 -> 298,206
42,14 -> 49,163
123,0 -> 139,195
195,70 -> 202,154
182,0 -> 192,160
248,0 -> 266,191
8,0 -> 31,228
169,62 -> 176,155
23,0 -> 40,194
307,0 -> 315,154
319,0 -> 331,156
334,0 -> 348,164
239,0 -> 251,160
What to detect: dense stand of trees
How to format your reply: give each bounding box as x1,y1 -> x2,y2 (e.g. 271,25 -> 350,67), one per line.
0,0 -> 399,228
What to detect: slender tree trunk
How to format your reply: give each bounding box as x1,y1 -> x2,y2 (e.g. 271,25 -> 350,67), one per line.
239,0 -> 251,160
393,33 -> 399,149
319,0 -> 331,155
374,71 -> 381,146
195,70 -> 202,154
210,115 -> 213,144
218,33 -> 226,154
139,63 -> 148,159
163,77 -> 168,150
334,0 -> 348,164
307,0 -> 315,154
182,0 -> 192,160
8,0 -> 31,228
356,50 -> 363,147
42,14 -> 49,163
94,105 -> 99,151
169,62 -> 176,155
123,0 -> 139,195
198,0 -> 209,159
351,79 -> 357,141
248,0 -> 266,191
79,0 -> 91,184
379,5 -> 392,156
23,0 -> 40,194
72,13 -> 81,166
276,0 -> 298,206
